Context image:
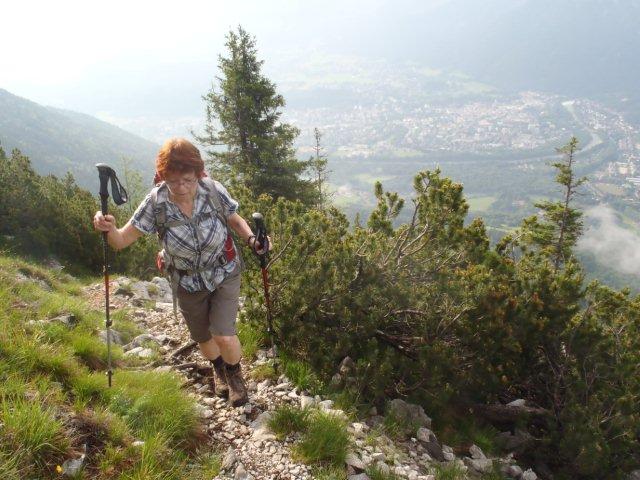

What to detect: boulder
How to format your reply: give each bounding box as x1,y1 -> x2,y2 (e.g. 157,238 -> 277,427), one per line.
98,329 -> 123,345
222,446 -> 236,470
464,457 -> 493,474
300,395 -> 315,409
345,452 -> 366,471
497,429 -> 535,453
50,314 -> 78,327
387,399 -> 432,429
250,412 -> 275,441
339,356 -> 356,375
61,454 -> 85,476
348,474 -> 370,480
416,427 -> 445,462
124,333 -> 162,351
469,444 -> 486,459
318,399 -> 334,411
501,465 -> 523,478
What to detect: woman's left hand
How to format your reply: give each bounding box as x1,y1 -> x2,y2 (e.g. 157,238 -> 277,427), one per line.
251,235 -> 272,255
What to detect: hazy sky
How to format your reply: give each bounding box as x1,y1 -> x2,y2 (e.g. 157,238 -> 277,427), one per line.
1,1 -> 369,93
2,0 -> 453,109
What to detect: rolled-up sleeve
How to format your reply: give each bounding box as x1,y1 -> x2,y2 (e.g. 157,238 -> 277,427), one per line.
129,193 -> 157,235
214,181 -> 239,217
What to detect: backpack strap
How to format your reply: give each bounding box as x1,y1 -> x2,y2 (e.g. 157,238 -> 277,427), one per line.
151,185 -> 168,243
199,177 -> 229,231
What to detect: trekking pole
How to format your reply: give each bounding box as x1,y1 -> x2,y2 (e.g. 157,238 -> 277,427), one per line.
251,213 -> 276,363
96,164 -> 128,386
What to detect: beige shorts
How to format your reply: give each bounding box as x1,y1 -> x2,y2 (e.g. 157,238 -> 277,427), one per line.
176,265 -> 241,342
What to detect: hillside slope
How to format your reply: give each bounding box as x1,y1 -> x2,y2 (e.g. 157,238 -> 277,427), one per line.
0,88 -> 158,191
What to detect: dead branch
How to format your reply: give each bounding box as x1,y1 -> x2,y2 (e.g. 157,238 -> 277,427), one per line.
173,362 -> 199,370
374,329 -> 418,360
170,340 -> 197,359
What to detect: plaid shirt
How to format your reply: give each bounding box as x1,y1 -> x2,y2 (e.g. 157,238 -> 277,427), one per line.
130,180 -> 239,293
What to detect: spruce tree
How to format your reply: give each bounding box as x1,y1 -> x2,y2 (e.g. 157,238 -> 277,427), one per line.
196,26 -> 317,205
309,128 -> 330,209
521,136 -> 586,269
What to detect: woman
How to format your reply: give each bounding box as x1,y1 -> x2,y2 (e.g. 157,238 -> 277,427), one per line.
93,137 -> 267,407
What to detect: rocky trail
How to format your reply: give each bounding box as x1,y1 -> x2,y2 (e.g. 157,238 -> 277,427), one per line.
83,276 -> 539,480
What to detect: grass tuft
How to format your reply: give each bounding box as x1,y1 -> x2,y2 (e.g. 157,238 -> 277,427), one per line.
312,464 -> 347,480
282,357 -> 323,394
250,361 -> 278,382
433,462 -> 467,480
268,404 -> 312,440
237,320 -> 266,359
108,370 -> 198,445
366,464 -> 403,480
190,449 -> 223,479
0,398 -> 69,471
293,410 -> 350,466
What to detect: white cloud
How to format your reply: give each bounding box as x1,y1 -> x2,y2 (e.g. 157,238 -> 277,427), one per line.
578,205 -> 640,275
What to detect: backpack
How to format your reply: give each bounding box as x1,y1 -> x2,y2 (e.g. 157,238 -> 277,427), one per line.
150,177 -> 239,317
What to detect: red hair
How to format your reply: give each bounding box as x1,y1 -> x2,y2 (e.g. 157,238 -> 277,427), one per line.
154,138 -> 206,184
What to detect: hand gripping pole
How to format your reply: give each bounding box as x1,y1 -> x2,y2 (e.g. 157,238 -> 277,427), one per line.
96,164 -> 128,386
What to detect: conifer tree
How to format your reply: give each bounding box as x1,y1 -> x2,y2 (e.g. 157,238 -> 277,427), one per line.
196,26 -> 317,205
309,127 -> 330,208
521,136 -> 585,269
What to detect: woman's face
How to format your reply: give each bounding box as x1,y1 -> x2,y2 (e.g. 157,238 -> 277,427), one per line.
164,171 -> 198,199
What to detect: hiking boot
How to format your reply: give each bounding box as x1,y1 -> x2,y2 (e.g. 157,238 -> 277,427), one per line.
226,363 -> 248,407
213,362 -> 229,399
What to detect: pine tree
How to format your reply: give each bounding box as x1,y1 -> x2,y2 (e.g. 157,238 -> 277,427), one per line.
521,136 -> 586,269
196,26 -> 317,205
309,128 -> 330,208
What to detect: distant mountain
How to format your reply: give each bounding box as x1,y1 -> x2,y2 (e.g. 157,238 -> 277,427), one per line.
0,88 -> 158,191
306,0 -> 640,97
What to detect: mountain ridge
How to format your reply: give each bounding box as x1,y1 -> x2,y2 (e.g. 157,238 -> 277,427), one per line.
0,88 -> 158,191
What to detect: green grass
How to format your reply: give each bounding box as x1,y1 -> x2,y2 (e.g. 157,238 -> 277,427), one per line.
433,462 -> 467,480
0,398 -> 69,470
329,388 -> 369,421
189,450 -> 223,480
107,371 -> 199,445
0,450 -> 21,479
281,355 -> 324,394
438,416 -> 501,457
250,361 -> 278,382
293,411 -> 350,466
311,464 -> 347,480
268,404 -> 312,440
0,254 -> 217,479
266,404 -> 350,468
482,464 -> 509,480
366,464 -> 403,480
237,320 -> 266,360
146,284 -> 160,297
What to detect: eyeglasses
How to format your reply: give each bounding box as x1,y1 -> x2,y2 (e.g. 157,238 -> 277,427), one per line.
165,177 -> 198,188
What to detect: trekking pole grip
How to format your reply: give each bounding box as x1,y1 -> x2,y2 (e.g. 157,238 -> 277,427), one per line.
97,164 -> 112,215
251,212 -> 269,266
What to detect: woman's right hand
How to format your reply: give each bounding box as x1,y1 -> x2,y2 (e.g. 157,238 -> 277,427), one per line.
93,211 -> 117,233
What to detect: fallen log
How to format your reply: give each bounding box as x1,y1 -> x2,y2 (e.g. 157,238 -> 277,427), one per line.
170,340 -> 197,359
173,362 -> 199,370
